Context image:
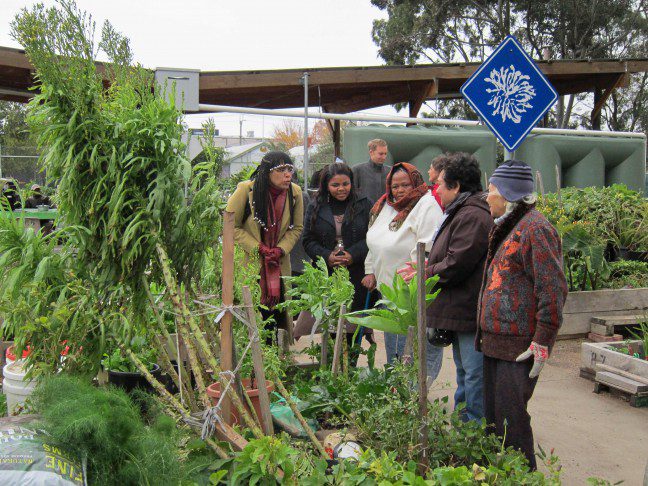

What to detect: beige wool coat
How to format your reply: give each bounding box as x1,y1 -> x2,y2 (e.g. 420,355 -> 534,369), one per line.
225,180 -> 304,278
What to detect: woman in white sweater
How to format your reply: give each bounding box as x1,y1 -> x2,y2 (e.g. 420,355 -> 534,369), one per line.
362,162 -> 444,380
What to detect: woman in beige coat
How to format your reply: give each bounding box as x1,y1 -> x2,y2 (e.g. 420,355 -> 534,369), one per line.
225,151 -> 304,342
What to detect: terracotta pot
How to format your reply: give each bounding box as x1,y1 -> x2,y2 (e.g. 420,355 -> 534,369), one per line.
206,378 -> 274,430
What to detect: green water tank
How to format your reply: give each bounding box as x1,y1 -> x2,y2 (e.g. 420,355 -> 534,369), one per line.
515,133 -> 647,194
342,125 -> 498,179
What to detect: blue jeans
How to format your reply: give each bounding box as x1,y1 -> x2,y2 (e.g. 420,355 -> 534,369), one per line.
452,330 -> 484,422
384,332 -> 443,382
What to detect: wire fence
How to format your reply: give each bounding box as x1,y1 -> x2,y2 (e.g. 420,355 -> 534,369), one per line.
0,146 -> 45,185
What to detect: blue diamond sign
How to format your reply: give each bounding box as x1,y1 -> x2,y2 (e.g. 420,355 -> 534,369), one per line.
461,35 -> 558,152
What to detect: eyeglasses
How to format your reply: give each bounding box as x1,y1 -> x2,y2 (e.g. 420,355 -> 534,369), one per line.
270,164 -> 295,174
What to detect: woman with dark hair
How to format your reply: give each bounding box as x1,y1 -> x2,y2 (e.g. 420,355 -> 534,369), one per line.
363,162 -> 444,382
225,151 -> 304,340
401,152 -> 493,422
301,162 -> 375,351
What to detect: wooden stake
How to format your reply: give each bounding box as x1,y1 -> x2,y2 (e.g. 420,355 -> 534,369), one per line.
277,329 -> 288,358
331,304 -> 346,375
402,326 -> 416,365
242,286 -> 275,435
535,170 -> 546,205
555,165 -> 562,205
221,211 -> 235,424
320,320 -> 329,370
416,242 -> 429,473
342,335 -> 349,377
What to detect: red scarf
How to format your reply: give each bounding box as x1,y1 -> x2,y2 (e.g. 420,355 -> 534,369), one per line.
259,186 -> 287,307
429,183 -> 444,210
370,162 -> 428,230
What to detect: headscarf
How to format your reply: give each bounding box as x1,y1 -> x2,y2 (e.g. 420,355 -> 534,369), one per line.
369,162 -> 428,231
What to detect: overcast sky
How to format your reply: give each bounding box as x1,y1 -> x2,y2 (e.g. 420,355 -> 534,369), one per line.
1,0 -> 400,137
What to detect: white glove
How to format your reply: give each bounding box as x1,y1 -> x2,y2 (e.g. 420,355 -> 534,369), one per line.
515,342 -> 549,379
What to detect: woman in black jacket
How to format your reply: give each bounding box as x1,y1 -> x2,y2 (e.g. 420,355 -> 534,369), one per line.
302,162 -> 375,351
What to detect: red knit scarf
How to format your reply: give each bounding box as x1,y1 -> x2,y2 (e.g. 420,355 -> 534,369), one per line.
259,186 -> 286,307
369,162 -> 428,230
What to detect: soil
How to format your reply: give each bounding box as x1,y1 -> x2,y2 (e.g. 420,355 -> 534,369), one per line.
293,335 -> 648,485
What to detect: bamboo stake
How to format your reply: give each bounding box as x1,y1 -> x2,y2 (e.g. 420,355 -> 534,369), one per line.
416,242 -> 429,474
155,242 -> 262,437
242,286 -> 275,435
221,211 -> 235,424
331,305 -> 346,375
175,318 -> 211,409
142,275 -> 196,410
273,377 -> 329,458
122,345 -> 231,459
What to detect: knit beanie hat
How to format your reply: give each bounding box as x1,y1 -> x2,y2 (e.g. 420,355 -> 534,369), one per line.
489,160 -> 534,202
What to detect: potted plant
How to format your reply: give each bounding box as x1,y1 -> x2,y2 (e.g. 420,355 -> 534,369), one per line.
615,213 -> 648,262
102,337 -> 161,393
205,296 -> 282,432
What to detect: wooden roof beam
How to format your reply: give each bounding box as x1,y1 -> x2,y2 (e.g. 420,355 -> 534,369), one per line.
591,73 -> 629,124
408,80 -> 437,123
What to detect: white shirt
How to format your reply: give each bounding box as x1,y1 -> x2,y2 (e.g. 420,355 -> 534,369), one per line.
365,192 -> 443,288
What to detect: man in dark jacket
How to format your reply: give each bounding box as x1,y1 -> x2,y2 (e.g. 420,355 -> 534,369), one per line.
421,152 -> 493,422
479,160 -> 567,469
352,139 -> 390,203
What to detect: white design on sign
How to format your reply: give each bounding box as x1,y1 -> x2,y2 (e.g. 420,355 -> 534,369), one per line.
484,64 -> 536,124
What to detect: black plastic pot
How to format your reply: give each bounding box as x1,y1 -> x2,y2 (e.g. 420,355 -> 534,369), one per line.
108,363 -> 161,394
619,247 -> 648,262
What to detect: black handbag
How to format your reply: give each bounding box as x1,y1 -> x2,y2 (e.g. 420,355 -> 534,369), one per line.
426,327 -> 454,347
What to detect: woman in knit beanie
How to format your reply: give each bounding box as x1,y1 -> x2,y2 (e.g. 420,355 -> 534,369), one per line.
478,160 -> 568,469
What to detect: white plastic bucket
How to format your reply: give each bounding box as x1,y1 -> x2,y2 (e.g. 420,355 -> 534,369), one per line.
2,361 -> 37,414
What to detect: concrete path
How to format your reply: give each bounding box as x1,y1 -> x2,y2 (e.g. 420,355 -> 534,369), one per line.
294,335 -> 648,485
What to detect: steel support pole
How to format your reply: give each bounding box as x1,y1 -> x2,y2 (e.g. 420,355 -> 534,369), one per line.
302,72 -> 309,191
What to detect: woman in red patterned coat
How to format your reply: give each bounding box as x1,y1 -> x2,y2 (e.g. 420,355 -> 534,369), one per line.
478,160 -> 568,470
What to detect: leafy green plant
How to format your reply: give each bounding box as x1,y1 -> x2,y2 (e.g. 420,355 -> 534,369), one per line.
280,257 -> 354,324
615,210 -> 648,252
102,336 -> 158,373
538,184 -> 648,291
607,260 -> 648,289
210,436 -> 304,485
345,272 -> 440,334
628,320 -> 648,359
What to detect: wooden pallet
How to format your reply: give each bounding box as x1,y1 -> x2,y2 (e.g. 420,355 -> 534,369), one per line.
590,315 -> 646,336
594,371 -> 648,407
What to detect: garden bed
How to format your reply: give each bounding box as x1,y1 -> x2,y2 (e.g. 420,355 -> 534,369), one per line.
580,340 -> 648,378
560,287 -> 648,337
